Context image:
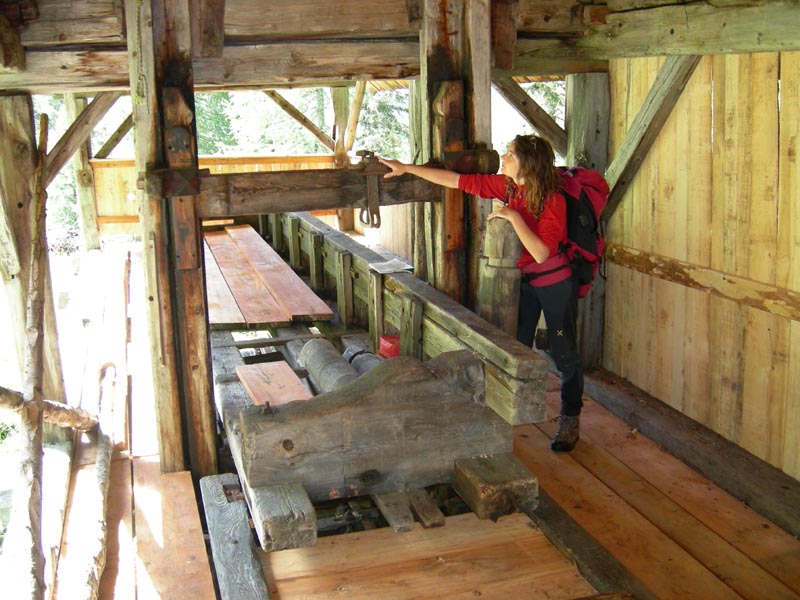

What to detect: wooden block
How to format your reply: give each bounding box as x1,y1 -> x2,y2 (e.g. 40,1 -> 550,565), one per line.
408,488 -> 446,528
236,361 -> 312,407
484,363 -> 547,425
199,474 -> 270,600
454,453 -> 539,521
249,482 -> 317,552
237,350 -> 512,502
372,491 -> 415,532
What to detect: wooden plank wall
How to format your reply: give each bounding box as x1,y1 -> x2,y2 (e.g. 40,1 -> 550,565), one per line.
89,155 -> 336,237
352,202 -> 413,263
604,52 -> 800,480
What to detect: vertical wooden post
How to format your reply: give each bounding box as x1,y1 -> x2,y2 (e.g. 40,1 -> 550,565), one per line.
477,218 -> 522,336
64,94 -> 101,251
268,212 -> 284,252
125,0 -> 217,476
368,270 -> 385,353
335,249 -> 353,328
288,215 -> 302,269
309,231 -> 325,291
332,86 -> 355,231
400,293 -> 424,359
566,74 -> 610,368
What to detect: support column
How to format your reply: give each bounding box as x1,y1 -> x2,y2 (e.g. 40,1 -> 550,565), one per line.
566,73 -> 610,367
64,94 -> 101,251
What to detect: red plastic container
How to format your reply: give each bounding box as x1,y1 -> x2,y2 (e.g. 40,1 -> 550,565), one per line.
378,335 -> 400,358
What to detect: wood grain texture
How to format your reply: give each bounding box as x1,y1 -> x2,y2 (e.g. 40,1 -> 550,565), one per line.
235,361 -> 312,407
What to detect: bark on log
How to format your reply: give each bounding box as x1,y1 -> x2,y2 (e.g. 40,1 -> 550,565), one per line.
0,385 -> 98,431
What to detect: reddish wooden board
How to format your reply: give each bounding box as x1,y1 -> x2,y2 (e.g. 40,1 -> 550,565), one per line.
225,224 -> 333,321
236,361 -> 312,407
203,240 -> 245,326
204,230 -> 291,327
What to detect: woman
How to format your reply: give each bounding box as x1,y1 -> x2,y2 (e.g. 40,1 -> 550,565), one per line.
379,135 -> 583,451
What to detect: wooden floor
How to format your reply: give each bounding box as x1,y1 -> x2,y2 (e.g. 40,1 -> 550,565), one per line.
55,244 -> 800,600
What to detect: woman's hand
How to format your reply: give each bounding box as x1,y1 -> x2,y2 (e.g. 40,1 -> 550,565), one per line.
378,157 -> 407,178
487,205 -> 519,225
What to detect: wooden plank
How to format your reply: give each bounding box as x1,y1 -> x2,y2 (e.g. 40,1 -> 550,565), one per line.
308,231 -> 325,291
225,224 -> 333,321
335,249 -> 354,327
569,385 -> 800,596
287,215 -> 302,269
203,240 -> 246,326
199,473 -> 271,600
399,292 -> 424,359
235,362 -> 312,407
407,488 -> 445,528
604,55 -> 701,222
204,230 -> 291,327
583,370 -> 800,540
0,14 -> 24,73
237,351 -> 512,502
263,512 -> 597,600
132,456 -> 216,600
535,414 -> 800,600
372,491 -> 415,532
514,424 -> 743,600
190,0 -> 225,58
605,243 -> 800,323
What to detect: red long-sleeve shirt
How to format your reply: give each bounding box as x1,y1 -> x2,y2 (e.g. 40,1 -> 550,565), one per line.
458,174 -> 567,272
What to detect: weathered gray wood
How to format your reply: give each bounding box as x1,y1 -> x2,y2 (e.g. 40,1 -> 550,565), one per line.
189,0 -> 225,58
197,168 -> 442,218
566,73 -> 609,369
477,218 -> 521,337
407,488 -> 446,528
483,363 -> 546,425
308,232 -> 325,291
492,77 -> 567,157
0,193 -> 21,279
199,474 -> 271,600
298,338 -> 358,394
93,113 -> 133,159
367,270 -> 384,353
287,214 -> 302,269
64,93 -> 101,251
604,55 -> 701,223
335,249 -> 353,328
237,351 -> 512,503
399,292 -> 424,360
453,453 -> 539,521
372,491 -> 415,532
585,369 -> 800,539
210,330 -> 256,427
249,482 -> 317,552
44,91 -> 122,189
264,90 -> 334,151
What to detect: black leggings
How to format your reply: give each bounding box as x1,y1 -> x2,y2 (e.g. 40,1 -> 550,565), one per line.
516,276 -> 583,417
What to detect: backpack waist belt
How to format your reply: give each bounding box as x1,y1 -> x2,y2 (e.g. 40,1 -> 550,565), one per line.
520,254 -> 572,287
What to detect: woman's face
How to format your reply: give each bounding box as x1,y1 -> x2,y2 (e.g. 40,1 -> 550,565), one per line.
501,142 -> 521,182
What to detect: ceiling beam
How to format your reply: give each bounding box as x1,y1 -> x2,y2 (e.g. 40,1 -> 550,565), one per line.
190,0 -> 225,58
492,77 -> 566,157
0,15 -> 24,73
603,54 -> 701,223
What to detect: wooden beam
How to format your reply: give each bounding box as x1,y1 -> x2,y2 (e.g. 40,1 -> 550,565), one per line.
94,113 -> 133,159
263,90 -> 334,151
64,94 -> 101,251
125,0 -> 185,473
0,14 -> 24,73
606,242 -> 800,322
0,385 -> 99,431
0,195 -> 21,279
577,1 -> 800,58
603,55 -> 701,223
490,0 -> 518,70
44,91 -> 123,189
196,168 -> 443,217
344,80 -> 366,152
566,73 -> 609,368
190,0 -> 225,58
492,77 -> 566,157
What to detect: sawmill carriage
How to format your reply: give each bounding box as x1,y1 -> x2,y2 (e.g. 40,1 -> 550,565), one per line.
1,0 -> 800,598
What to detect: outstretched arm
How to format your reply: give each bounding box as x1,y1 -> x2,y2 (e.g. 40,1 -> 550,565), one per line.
378,158 -> 461,189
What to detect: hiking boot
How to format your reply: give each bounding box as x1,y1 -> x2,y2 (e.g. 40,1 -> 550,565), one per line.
551,415 -> 580,452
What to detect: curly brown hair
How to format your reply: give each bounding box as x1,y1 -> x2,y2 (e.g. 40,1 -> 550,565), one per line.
509,135 -> 561,217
